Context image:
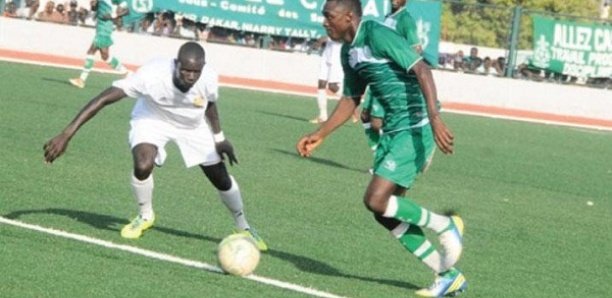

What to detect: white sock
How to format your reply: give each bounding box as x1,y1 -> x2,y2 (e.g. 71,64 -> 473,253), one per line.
316,89 -> 328,121
219,176 -> 249,230
421,249 -> 444,273
419,211 -> 451,234
131,174 -> 154,220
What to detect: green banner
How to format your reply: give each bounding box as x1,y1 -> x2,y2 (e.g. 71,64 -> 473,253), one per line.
129,0 -> 440,48
532,15 -> 612,78
407,0 -> 441,67
127,0 -> 390,39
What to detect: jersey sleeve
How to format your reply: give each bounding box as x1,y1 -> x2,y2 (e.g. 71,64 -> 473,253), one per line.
202,66 -> 219,102
111,64 -> 151,98
340,44 -> 367,100
369,24 -> 422,71
397,14 -> 420,48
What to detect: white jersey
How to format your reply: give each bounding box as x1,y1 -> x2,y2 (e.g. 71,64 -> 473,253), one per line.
321,38 -> 342,65
113,58 -> 219,129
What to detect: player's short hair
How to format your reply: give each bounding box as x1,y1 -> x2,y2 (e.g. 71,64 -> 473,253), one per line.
178,42 -> 205,62
327,0 -> 362,18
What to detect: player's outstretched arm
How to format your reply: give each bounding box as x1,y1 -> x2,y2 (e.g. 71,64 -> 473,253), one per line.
43,87 -> 127,164
296,97 -> 358,157
205,102 -> 238,165
412,61 -> 454,155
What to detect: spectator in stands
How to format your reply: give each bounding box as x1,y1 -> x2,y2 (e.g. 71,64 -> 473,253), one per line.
37,0 -> 63,23
452,50 -> 465,71
195,23 -> 209,42
77,7 -> 89,26
54,2 -> 68,24
258,34 -> 273,49
493,56 -> 506,76
479,56 -> 493,76
463,47 -> 483,73
67,0 -> 78,25
174,16 -> 197,39
138,12 -> 155,34
518,60 -> 544,81
17,0 -> 39,20
245,33 -> 256,47
3,1 -> 18,17
154,11 -> 175,37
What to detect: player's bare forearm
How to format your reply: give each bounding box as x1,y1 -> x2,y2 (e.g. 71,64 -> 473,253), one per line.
44,87 -> 125,163
205,102 -> 222,133
413,61 -> 439,118
297,97 -> 357,157
315,97 -> 357,137
61,87 -> 126,137
413,61 -> 454,154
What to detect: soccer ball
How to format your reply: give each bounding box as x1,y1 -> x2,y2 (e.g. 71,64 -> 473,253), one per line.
217,233 -> 260,276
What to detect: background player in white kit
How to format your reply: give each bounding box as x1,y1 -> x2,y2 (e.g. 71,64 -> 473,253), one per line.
43,42 -> 268,251
310,37 -> 344,124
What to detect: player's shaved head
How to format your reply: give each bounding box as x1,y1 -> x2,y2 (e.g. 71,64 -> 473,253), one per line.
325,0 -> 362,18
173,42 -> 206,92
178,41 -> 206,63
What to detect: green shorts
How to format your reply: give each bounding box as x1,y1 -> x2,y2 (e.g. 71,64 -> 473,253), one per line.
361,88 -> 384,119
373,125 -> 435,188
93,33 -> 113,49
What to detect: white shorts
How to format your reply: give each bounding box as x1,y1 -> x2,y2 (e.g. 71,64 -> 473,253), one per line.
129,118 -> 221,168
318,60 -> 343,83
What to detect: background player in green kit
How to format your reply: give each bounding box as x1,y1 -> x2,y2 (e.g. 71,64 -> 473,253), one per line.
361,0 -> 423,150
69,0 -> 130,89
296,0 -> 466,296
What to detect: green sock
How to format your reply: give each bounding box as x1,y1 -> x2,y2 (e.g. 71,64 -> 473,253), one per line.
383,195 -> 450,233
395,223 -> 443,273
106,56 -> 127,73
107,56 -> 120,69
79,55 -> 94,81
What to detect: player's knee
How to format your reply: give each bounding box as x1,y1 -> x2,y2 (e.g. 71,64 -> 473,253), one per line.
211,174 -> 232,191
363,193 -> 387,214
133,165 -> 153,181
373,213 -> 402,231
201,163 -> 232,191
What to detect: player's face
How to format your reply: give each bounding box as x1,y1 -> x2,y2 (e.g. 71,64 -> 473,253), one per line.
322,1 -> 353,42
173,58 -> 204,91
391,0 -> 407,11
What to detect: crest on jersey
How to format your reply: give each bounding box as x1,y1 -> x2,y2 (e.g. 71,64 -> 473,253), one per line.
193,96 -> 205,107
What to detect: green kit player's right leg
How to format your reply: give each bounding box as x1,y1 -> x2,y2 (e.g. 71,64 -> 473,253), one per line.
69,54 -> 94,88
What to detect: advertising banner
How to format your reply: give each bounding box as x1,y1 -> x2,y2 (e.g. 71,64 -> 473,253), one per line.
532,15 -> 612,78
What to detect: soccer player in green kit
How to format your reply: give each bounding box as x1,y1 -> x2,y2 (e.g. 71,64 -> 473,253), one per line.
361,0 -> 423,150
296,0 -> 466,296
69,0 -> 130,89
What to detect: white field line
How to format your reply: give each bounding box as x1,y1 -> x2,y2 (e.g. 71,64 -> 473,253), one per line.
444,108 -> 612,132
1,56 -> 609,132
0,216 -> 347,298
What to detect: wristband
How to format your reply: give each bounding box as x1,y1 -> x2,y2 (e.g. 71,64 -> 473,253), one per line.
213,132 -> 225,143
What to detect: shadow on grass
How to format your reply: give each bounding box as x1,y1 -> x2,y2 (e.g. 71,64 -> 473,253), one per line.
271,148 -> 368,174
3,208 -> 417,290
255,110 -> 310,123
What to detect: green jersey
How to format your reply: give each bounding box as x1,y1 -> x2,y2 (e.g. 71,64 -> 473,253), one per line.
342,20 -> 426,133
96,0 -> 126,35
383,7 -> 420,49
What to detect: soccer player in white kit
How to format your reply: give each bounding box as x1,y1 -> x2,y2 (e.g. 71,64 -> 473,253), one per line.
43,42 -> 268,251
310,37 -> 344,124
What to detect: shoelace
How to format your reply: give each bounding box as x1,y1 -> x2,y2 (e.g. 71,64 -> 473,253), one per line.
130,217 -> 145,228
